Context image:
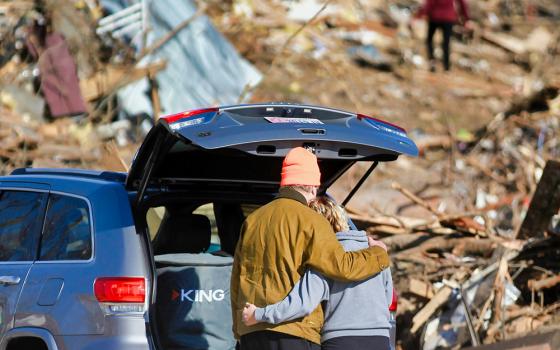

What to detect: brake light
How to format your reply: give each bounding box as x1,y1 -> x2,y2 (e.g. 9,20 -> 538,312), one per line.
389,288 -> 398,312
94,277 -> 145,303
357,113 -> 406,133
162,107 -> 219,124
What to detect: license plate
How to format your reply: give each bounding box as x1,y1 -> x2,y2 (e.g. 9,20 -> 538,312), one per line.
264,117 -> 324,124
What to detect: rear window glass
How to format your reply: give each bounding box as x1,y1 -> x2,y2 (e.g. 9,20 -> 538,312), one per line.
0,190 -> 47,261
147,205 -> 219,244
39,194 -> 92,261
147,202 -> 258,256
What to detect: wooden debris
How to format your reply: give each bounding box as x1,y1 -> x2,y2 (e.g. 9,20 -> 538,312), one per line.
528,275 -> 560,292
415,135 -> 454,155
367,224 -> 408,235
408,278 -> 435,299
99,141 -> 129,172
392,182 -> 440,217
481,30 -> 527,55
0,2 -> 559,350
451,238 -> 496,257
517,160 -> 560,239
80,61 -> 167,102
440,216 -> 489,237
463,329 -> 560,350
411,285 -> 453,333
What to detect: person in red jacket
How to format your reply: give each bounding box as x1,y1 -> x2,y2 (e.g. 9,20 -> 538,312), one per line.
416,0 -> 470,71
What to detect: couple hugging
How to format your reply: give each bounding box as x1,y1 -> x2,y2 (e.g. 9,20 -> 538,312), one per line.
231,147 -> 393,350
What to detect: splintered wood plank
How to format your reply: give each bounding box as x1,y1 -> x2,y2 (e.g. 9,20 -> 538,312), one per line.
411,285 -> 453,333
80,61 -> 167,102
409,278 -> 435,299
481,30 -> 527,55
517,160 -> 560,239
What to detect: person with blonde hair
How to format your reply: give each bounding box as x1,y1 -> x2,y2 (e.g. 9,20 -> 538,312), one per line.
242,196 -> 393,350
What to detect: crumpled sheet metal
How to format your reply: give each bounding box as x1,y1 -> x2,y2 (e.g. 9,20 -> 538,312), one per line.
102,0 -> 262,117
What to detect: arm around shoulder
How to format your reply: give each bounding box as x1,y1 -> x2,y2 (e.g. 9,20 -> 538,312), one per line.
255,270 -> 329,324
304,218 -> 390,282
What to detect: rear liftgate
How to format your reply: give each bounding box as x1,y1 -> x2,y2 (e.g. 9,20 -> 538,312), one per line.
127,104 -> 419,205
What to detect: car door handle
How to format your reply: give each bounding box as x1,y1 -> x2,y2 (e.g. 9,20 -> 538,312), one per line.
0,276 -> 21,285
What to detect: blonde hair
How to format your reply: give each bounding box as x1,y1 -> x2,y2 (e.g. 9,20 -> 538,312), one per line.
309,197 -> 350,233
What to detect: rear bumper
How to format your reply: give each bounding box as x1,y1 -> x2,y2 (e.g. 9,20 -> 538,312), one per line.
56,334 -> 151,350
56,316 -> 152,350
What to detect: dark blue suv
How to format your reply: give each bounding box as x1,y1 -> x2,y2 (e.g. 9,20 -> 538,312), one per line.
0,104 -> 417,350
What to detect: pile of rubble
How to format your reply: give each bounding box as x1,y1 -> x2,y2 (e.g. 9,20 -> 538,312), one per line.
0,0 -> 262,173
339,56 -> 560,350
348,116 -> 560,349
213,0 -> 560,131
0,1 -> 559,349
204,1 -> 559,348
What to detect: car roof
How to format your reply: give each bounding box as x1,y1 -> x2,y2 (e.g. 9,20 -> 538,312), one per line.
10,168 -> 127,182
2,168 -> 127,197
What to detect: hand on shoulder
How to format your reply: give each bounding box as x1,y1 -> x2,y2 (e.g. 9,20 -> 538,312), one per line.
367,235 -> 387,252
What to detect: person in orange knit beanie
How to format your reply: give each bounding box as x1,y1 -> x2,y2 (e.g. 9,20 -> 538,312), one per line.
280,147 -> 321,200
231,147 -> 391,350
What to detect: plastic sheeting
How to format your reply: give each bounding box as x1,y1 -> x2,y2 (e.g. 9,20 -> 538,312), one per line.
101,0 -> 262,117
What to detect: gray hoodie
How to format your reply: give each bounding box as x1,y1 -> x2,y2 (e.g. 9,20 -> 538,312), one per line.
254,230 -> 393,342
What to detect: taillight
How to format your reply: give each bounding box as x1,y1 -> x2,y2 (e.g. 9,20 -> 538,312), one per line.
94,277 -> 146,303
357,113 -> 407,133
162,107 -> 219,124
389,288 -> 398,312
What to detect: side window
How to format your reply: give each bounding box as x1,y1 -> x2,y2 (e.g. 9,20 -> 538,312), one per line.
40,194 -> 92,261
0,190 -> 47,261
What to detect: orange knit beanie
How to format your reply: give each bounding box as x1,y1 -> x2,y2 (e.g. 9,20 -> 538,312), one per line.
280,147 -> 321,187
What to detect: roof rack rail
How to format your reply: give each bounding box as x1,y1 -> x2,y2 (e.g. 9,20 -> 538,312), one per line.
10,168 -> 127,183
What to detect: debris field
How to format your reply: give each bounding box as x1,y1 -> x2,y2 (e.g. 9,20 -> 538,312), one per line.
1,0 -> 559,349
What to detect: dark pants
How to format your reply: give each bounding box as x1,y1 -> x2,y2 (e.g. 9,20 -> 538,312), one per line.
322,336 -> 390,350
426,21 -> 454,71
240,331 -> 321,350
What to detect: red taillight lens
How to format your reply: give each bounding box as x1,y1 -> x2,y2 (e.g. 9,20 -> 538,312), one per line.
162,107 -> 218,124
389,288 -> 398,312
94,277 -> 145,303
357,113 -> 406,133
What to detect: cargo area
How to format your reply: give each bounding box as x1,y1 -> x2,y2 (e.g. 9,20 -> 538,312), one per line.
144,200 -> 264,350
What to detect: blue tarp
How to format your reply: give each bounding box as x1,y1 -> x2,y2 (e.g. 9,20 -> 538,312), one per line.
101,0 -> 262,116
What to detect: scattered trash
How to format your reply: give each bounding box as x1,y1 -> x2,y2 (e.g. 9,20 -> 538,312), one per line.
347,44 -> 393,71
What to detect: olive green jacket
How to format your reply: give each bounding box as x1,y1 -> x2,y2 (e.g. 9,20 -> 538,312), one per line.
230,188 -> 390,344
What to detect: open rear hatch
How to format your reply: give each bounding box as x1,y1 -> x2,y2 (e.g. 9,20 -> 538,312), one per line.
126,104 -> 418,205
